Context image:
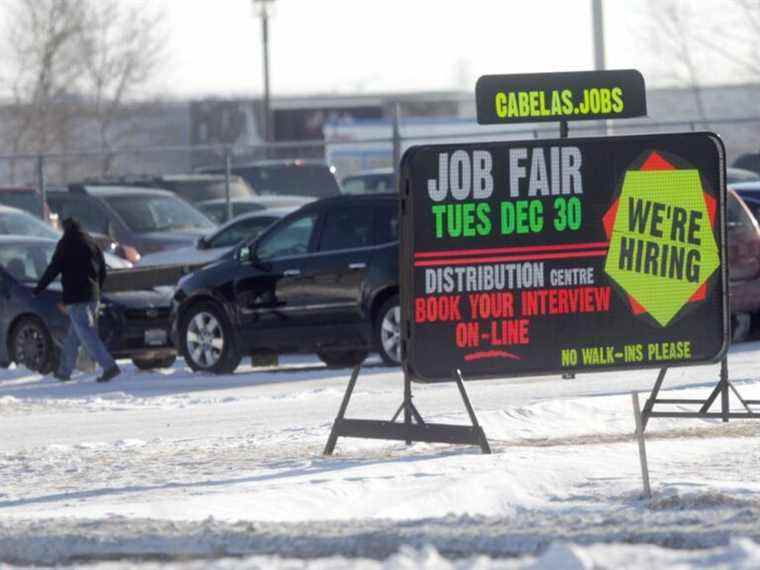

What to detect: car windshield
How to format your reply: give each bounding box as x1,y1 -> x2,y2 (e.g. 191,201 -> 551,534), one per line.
0,242 -> 55,283
234,165 -> 339,198
0,210 -> 60,239
161,178 -> 252,203
0,191 -> 43,217
104,195 -> 216,233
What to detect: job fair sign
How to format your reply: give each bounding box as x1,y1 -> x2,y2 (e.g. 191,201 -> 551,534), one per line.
399,132 -> 728,382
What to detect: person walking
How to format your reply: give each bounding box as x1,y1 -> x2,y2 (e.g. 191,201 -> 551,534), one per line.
33,217 -> 121,383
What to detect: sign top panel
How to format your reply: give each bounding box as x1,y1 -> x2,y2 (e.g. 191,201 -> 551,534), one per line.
476,69 -> 647,125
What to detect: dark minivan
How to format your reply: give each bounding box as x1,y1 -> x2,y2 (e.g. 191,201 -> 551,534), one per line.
46,185 -> 216,257
172,194 -> 399,373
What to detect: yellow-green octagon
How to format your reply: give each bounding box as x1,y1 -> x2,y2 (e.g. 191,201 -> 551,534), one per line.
604,169 -> 719,327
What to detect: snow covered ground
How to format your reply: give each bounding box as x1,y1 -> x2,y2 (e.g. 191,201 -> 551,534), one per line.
2,343 -> 760,567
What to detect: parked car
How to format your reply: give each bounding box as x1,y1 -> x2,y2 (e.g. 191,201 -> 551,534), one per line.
146,174 -> 254,204
729,181 -> 760,223
197,196 -> 313,224
727,167 -> 760,184
81,174 -> 255,204
139,207 -> 294,267
0,187 -> 57,227
46,185 -> 217,257
0,236 -> 175,371
172,194 -> 400,373
341,168 -> 395,194
197,159 -> 341,199
726,188 -> 760,341
733,153 -> 760,175
0,205 -> 132,268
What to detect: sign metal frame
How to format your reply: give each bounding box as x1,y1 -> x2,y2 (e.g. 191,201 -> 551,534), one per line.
323,70 -> 754,456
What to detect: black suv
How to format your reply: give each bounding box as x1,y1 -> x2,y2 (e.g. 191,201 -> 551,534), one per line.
197,159 -> 341,199
172,194 -> 399,373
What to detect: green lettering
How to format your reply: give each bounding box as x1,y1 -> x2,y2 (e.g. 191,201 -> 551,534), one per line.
432,205 -> 446,238
476,202 -> 492,236
508,92 -> 519,117
561,89 -> 574,114
529,91 -> 541,116
551,90 -> 562,115
495,92 -> 507,118
611,87 -> 624,112
518,92 -> 530,116
462,203 -> 476,237
501,202 -> 515,234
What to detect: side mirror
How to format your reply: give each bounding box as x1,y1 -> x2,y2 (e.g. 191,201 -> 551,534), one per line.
196,236 -> 208,250
238,245 -> 252,263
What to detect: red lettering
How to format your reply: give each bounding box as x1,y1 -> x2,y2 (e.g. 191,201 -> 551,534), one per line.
594,287 -> 611,311
456,322 -> 479,347
415,298 -> 427,323
415,295 -> 462,323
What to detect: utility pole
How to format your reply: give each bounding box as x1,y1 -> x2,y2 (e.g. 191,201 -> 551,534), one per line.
254,0 -> 275,143
592,0 -> 606,72
592,0 -> 607,135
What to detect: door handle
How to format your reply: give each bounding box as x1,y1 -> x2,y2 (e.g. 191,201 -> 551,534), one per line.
283,269 -> 301,277
348,262 -> 367,270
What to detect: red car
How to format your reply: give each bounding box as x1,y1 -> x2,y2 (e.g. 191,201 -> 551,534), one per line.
727,188 -> 760,340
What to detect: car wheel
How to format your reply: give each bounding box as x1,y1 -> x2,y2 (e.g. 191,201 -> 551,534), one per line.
132,355 -> 177,370
375,295 -> 401,366
10,316 -> 57,374
317,350 -> 369,369
180,302 -> 241,374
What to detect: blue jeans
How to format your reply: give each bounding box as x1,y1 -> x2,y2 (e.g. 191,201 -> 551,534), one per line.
58,302 -> 116,378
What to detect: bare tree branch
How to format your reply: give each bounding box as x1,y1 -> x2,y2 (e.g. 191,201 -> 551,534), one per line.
1,0 -> 168,181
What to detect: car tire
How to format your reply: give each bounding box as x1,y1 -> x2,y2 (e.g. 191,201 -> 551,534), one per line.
317,350 -> 369,369
179,302 -> 241,374
10,316 -> 58,374
375,295 -> 401,366
132,355 -> 177,370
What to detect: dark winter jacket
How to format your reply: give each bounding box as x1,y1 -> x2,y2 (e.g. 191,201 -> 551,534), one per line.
33,220 -> 107,305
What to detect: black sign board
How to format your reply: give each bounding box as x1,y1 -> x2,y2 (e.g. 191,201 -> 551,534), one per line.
400,132 -> 727,382
476,70 -> 647,125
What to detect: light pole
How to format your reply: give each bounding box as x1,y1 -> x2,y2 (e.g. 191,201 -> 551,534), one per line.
591,0 -> 607,135
591,0 -> 605,72
253,0 -> 275,143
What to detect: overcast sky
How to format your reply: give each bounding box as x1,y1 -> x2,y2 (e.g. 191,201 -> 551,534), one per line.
158,0 -> 660,99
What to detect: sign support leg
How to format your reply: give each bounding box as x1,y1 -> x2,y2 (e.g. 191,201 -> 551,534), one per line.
641,367 -> 667,431
643,357 -> 760,424
721,357 -> 731,422
323,365 -> 361,456
632,391 -> 652,498
323,367 -> 491,455
404,372 -> 412,445
455,370 -> 492,454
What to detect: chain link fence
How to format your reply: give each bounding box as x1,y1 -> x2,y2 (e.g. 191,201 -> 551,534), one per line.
1,114 -> 758,220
